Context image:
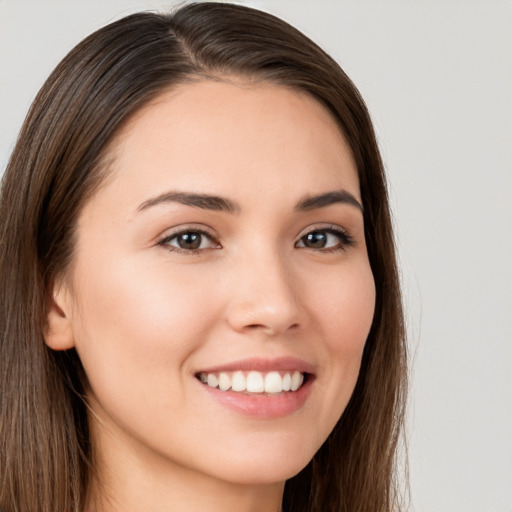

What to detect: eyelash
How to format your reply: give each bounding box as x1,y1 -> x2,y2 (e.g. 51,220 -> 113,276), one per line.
157,225 -> 354,255
296,225 -> 355,253
158,228 -> 220,255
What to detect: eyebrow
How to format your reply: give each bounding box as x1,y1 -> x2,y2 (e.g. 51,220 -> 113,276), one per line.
295,190 -> 363,213
137,189 -> 363,214
137,191 -> 240,214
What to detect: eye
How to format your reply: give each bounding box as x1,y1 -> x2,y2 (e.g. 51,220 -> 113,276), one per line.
296,227 -> 354,252
159,229 -> 220,253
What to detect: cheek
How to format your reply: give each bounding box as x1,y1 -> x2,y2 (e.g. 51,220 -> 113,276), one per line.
70,256 -> 221,388
306,260 -> 375,410
313,262 -> 375,352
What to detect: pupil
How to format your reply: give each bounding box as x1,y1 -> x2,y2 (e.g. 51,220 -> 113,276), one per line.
178,232 -> 201,250
305,231 -> 326,248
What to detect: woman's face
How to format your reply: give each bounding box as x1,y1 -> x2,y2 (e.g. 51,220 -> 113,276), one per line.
52,81 -> 375,487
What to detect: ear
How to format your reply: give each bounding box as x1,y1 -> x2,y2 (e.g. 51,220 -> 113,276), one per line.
44,278 -> 76,351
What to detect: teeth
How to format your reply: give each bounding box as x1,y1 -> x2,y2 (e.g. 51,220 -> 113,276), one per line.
231,371 -> 246,391
207,374 -> 218,388
264,371 -> 282,393
282,372 -> 292,391
290,371 -> 304,391
198,370 -> 305,394
246,371 -> 265,393
218,372 -> 231,391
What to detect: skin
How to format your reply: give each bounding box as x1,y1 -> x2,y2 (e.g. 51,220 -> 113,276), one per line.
45,80 -> 376,512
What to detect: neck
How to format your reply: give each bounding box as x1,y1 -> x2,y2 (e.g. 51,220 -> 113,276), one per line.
87,471 -> 284,512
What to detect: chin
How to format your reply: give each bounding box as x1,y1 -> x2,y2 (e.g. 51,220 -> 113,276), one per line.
205,443 -> 316,486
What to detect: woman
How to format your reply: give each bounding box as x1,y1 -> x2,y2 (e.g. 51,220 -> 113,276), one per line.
0,3 -> 407,511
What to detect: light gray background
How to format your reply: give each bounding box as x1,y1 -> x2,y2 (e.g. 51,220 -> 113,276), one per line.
1,1 -> 511,511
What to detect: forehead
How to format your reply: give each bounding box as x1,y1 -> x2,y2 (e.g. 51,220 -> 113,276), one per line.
93,79 -> 360,213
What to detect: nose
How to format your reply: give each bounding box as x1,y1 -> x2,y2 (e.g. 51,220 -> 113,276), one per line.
225,249 -> 308,337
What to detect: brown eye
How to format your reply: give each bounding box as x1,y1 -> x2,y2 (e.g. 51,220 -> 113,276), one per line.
302,231 -> 328,249
296,228 -> 354,251
176,232 -> 203,250
160,230 -> 219,252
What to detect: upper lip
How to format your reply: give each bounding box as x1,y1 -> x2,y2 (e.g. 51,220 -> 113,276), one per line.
196,356 -> 316,375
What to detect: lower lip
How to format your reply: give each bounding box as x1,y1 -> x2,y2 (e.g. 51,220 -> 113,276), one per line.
198,377 -> 313,419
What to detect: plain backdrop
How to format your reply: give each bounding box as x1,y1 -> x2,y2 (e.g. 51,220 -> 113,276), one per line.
1,1 -> 511,511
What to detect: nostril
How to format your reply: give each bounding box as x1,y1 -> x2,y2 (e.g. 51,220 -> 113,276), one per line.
243,323 -> 299,336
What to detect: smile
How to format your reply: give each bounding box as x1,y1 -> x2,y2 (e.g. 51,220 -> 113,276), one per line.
197,370 -> 305,394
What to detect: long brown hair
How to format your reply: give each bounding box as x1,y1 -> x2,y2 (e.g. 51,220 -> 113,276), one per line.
0,3 -> 407,511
